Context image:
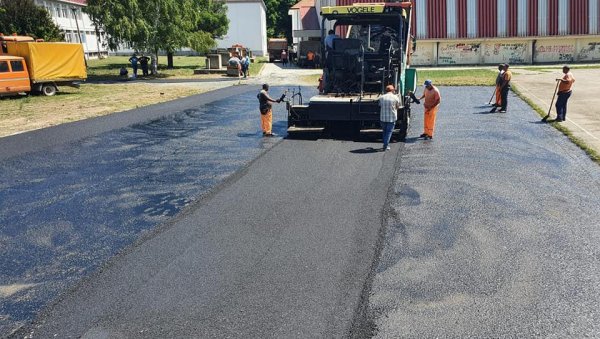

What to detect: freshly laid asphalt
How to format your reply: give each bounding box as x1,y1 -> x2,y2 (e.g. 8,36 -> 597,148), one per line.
0,85 -> 315,336
2,84 -> 600,338
364,88 -> 600,337
8,101 -> 398,336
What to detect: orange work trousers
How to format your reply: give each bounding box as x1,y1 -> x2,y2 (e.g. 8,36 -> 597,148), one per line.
423,105 -> 439,137
261,109 -> 273,134
495,86 -> 502,106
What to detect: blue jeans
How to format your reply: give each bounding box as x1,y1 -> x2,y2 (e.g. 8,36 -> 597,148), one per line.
381,121 -> 395,148
555,91 -> 571,120
501,85 -> 510,111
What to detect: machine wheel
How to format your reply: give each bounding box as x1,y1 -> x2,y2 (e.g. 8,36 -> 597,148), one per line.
397,107 -> 410,141
41,84 -> 57,96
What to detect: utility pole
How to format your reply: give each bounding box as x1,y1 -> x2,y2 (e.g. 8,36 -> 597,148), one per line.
71,7 -> 88,67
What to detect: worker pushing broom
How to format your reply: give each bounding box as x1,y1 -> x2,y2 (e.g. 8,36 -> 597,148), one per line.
542,65 -> 575,122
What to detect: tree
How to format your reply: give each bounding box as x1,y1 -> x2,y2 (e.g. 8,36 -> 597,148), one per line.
0,0 -> 63,41
85,0 -> 228,71
190,0 -> 228,54
264,0 -> 296,40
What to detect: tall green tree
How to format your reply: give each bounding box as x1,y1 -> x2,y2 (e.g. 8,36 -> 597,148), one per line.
264,0 -> 296,40
85,0 -> 228,71
0,0 -> 63,41
190,0 -> 229,54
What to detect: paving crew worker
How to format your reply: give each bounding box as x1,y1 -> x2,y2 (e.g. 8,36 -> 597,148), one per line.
325,30 -> 339,50
490,63 -> 505,113
306,50 -> 315,68
418,79 -> 441,140
379,84 -> 401,151
554,65 -> 575,122
257,84 -> 282,137
499,63 -> 512,113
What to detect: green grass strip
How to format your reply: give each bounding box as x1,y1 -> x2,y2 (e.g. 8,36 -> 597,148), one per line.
511,85 -> 600,165
415,69 -> 496,86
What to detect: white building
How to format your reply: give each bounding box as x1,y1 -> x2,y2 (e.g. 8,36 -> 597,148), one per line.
34,0 -> 107,59
217,0 -> 267,56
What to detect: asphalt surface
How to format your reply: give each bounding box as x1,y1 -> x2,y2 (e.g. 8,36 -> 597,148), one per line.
0,85 -> 315,336
365,87 -> 600,337
2,84 -> 599,338
12,122 -> 398,336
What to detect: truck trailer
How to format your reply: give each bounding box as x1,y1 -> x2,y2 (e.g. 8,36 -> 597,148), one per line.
0,35 -> 86,96
267,38 -> 288,63
287,1 -> 417,140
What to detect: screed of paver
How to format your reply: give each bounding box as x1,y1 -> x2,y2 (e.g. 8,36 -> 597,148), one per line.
512,68 -> 600,155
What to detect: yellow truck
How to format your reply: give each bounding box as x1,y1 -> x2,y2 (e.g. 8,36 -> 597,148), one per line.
0,35 -> 86,96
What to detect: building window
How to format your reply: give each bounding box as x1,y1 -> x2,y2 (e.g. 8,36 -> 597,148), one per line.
62,7 -> 69,18
56,6 -> 61,17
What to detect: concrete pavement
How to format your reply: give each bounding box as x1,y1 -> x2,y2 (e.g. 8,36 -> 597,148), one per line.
512,68 -> 600,156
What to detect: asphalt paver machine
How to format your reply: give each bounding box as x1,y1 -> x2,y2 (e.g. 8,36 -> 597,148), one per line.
287,1 -> 417,140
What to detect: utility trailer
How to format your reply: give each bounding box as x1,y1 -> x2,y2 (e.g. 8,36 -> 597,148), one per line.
287,1 -> 417,140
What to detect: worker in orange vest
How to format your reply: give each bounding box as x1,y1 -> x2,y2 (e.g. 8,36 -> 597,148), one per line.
418,79 -> 441,140
306,50 -> 315,68
490,64 -> 504,113
554,65 -> 575,122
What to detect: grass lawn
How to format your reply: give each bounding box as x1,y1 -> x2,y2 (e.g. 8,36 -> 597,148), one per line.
301,68 -> 497,88
87,55 -> 267,80
87,55 -> 206,80
415,69 -> 496,86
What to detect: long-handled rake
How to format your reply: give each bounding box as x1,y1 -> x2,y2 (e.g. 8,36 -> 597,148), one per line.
541,79 -> 561,122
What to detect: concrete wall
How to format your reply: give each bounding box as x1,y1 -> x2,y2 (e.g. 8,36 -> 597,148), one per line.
217,2 -> 267,56
411,36 -> 600,66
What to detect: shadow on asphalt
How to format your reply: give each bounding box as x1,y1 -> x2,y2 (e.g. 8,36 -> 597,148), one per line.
529,120 -> 550,124
349,147 -> 382,154
403,136 -> 421,144
474,110 -> 499,114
